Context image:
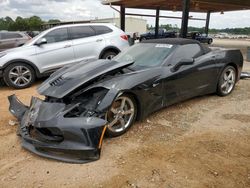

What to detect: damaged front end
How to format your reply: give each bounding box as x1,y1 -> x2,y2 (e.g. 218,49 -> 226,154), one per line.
8,94 -> 107,163
8,60 -> 135,163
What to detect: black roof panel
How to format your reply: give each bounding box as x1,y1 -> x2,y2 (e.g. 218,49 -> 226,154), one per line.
141,38 -> 200,45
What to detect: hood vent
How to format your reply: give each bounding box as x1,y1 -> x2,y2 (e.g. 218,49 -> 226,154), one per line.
49,76 -> 64,86
38,60 -> 134,98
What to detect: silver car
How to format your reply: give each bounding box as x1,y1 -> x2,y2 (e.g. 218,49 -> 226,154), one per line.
0,23 -> 129,89
0,31 -> 31,52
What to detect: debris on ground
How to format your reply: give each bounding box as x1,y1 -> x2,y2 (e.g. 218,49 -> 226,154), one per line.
240,72 -> 250,79
8,120 -> 17,126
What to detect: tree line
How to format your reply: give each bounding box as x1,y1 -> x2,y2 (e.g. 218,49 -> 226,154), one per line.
0,16 -> 60,31
147,24 -> 250,35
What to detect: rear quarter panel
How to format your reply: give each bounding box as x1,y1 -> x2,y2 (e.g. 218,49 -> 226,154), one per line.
103,27 -> 129,51
212,48 -> 243,82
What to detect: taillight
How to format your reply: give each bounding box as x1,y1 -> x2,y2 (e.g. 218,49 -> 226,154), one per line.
120,35 -> 128,41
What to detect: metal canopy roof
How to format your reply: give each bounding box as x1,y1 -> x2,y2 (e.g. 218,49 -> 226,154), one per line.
102,0 -> 250,12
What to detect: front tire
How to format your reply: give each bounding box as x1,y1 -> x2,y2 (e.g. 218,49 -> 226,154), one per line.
3,63 -> 35,89
208,39 -> 213,44
105,94 -> 137,137
101,51 -> 117,60
217,66 -> 236,96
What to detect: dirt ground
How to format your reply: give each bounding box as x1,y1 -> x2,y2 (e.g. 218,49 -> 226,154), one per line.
0,39 -> 250,188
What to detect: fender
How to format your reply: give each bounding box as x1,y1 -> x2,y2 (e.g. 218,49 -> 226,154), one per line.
97,89 -> 143,121
3,59 -> 42,78
99,46 -> 121,59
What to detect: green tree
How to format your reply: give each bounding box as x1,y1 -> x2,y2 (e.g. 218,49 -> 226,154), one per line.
0,16 -> 14,30
0,18 -> 7,30
5,16 -> 14,23
28,16 -> 43,30
13,16 -> 29,31
48,19 -> 61,23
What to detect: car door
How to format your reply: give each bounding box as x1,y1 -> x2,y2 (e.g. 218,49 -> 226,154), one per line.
35,28 -> 75,73
163,44 -> 218,105
68,26 -> 106,62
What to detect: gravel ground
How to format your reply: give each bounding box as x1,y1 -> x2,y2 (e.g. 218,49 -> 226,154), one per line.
0,39 -> 250,188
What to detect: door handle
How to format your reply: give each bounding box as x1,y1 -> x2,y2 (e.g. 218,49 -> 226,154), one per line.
96,39 -> 103,42
152,83 -> 160,88
64,44 -> 71,48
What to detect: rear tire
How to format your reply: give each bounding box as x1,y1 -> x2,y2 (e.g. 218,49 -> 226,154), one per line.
3,63 -> 35,89
217,66 -> 236,96
101,51 -> 118,60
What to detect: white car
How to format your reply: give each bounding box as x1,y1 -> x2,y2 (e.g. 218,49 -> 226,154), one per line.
0,23 -> 129,89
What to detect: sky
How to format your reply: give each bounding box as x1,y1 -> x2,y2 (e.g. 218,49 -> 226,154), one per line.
0,0 -> 250,29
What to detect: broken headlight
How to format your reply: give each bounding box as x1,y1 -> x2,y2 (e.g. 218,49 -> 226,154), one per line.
64,87 -> 109,118
26,97 -> 43,124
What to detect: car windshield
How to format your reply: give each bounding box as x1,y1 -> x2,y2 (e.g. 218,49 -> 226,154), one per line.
114,43 -> 174,69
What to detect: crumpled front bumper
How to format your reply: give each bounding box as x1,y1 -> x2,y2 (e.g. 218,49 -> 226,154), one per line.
8,95 -> 107,163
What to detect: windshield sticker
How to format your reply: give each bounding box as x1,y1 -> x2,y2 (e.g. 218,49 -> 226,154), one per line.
155,44 -> 173,48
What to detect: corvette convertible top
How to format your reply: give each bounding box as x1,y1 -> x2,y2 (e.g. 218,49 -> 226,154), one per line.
141,38 -> 200,45
142,38 -> 211,53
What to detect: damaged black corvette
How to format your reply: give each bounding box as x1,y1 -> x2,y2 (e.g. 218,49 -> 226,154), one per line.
9,38 -> 243,163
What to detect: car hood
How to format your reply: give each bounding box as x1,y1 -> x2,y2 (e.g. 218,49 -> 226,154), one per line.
38,59 -> 134,98
1,44 -> 33,54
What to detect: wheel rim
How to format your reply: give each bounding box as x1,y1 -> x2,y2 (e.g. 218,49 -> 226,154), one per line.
106,96 -> 135,133
8,66 -> 32,87
221,68 -> 236,94
105,54 -> 115,60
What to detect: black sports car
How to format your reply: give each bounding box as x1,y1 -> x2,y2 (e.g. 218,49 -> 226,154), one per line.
9,38 -> 243,163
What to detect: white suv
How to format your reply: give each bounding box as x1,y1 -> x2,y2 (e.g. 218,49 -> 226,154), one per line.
0,23 -> 129,89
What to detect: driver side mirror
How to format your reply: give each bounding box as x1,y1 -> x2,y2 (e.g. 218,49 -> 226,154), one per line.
35,38 -> 47,46
171,58 -> 194,72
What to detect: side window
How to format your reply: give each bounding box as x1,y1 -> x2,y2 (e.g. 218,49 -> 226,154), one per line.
92,26 -> 113,35
2,33 -> 9,39
69,26 -> 95,40
12,33 -> 23,38
2,33 -> 22,39
172,44 -> 202,65
44,28 -> 69,44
